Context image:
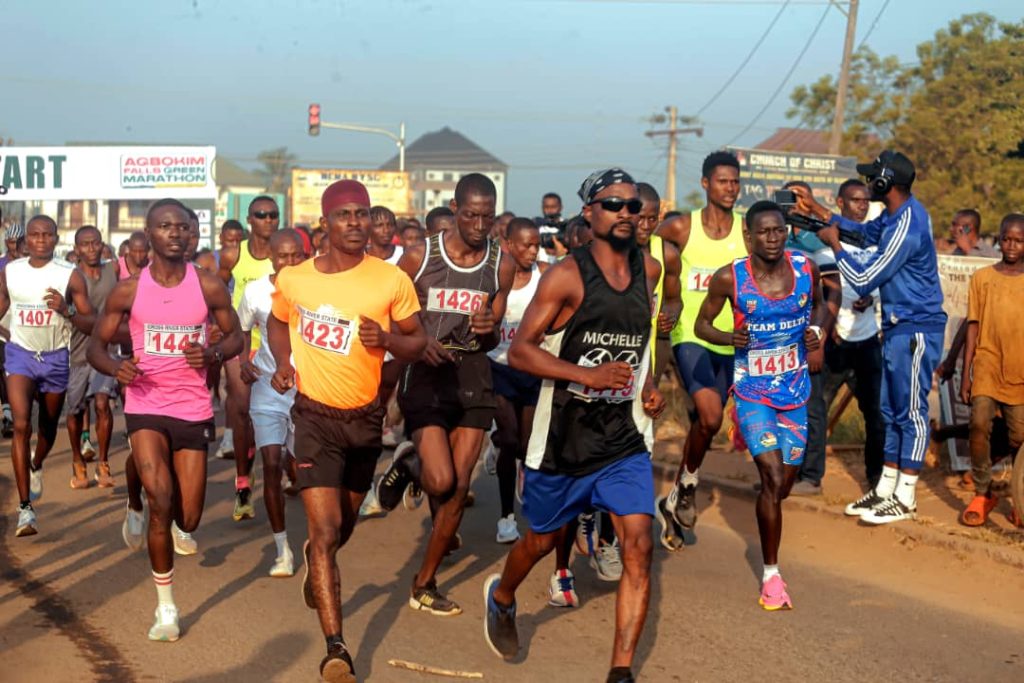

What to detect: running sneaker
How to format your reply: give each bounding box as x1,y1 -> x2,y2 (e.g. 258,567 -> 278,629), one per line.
574,512 -> 597,556
403,480 -> 423,511
655,495 -> 685,551
606,668 -> 636,683
671,483 -> 698,530
844,489 -> 884,516
214,428 -> 234,460
483,573 -> 518,659
483,439 -> 498,476
358,483 -> 386,518
270,549 -> 295,578
409,581 -> 462,616
15,505 -> 37,537
171,522 -> 198,556
547,569 -> 579,608
496,514 -> 519,544
590,540 -> 623,582
123,502 -> 145,550
232,487 -> 255,521
860,496 -> 916,525
758,574 -> 793,611
29,465 -> 43,502
81,435 -> 97,461
376,441 -> 416,511
1,405 -> 12,438
320,640 -> 356,683
147,603 -> 180,642
300,540 -> 316,609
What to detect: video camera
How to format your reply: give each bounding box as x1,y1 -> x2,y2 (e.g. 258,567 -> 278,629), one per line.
773,190 -> 865,248
534,216 -> 566,250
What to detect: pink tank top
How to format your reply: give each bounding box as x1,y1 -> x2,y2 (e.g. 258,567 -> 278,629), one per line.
125,265 -> 213,421
118,256 -> 131,281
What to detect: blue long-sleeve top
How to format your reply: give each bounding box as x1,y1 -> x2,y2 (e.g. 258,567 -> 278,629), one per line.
831,195 -> 946,336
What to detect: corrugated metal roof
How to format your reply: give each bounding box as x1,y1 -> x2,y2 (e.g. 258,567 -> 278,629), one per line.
754,128 -> 830,154
380,127 -> 506,171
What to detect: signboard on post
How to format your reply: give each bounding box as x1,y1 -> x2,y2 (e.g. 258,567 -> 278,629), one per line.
726,146 -> 858,211
0,146 -> 217,200
290,168 -> 410,226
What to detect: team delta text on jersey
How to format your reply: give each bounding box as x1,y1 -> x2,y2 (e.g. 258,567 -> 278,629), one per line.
732,251 -> 813,410
526,246 -> 651,476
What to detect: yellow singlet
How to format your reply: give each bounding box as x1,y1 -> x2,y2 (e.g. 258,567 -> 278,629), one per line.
232,239 -> 275,347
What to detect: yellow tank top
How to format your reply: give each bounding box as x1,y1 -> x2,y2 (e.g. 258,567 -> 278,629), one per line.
670,208 -> 745,354
649,235 -> 667,370
232,239 -> 275,347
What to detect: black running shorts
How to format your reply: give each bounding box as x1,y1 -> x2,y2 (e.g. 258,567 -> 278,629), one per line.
125,414 -> 216,453
398,351 -> 496,435
290,393 -> 385,493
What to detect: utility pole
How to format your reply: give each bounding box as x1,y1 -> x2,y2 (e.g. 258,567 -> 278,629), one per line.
307,105 -> 407,172
828,0 -> 859,156
646,105 -> 703,212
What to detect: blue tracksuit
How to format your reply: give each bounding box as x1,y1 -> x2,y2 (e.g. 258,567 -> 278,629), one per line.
832,196 -> 946,471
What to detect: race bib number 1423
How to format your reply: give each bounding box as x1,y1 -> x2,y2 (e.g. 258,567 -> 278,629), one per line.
300,307 -> 353,355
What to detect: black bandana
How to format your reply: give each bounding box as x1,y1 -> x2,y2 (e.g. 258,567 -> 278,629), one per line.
577,168 -> 635,205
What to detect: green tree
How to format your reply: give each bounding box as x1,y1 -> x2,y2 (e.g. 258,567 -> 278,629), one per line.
257,147 -> 296,195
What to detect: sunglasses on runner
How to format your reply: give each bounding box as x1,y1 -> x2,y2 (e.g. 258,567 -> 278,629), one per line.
252,210 -> 280,220
588,197 -> 643,215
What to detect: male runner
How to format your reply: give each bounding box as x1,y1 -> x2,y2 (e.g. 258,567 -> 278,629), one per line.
694,200 -> 823,609
267,180 -> 424,681
215,196 -> 279,517
424,206 -> 455,238
117,231 -> 150,280
656,151 -> 745,538
367,206 -> 404,264
1,215 -> 95,536
237,229 -> 305,576
88,198 -> 242,641
65,226 -> 119,489
400,221 -> 426,251
484,169 -> 664,683
378,173 -> 515,616
0,221 -> 26,437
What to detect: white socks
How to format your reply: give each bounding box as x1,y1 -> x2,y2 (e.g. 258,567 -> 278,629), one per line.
874,466 -> 899,499
153,569 -> 174,606
762,564 -> 780,583
273,531 -> 290,558
895,472 -> 918,509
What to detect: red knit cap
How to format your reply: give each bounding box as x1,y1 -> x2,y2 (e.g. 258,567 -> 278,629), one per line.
321,179 -> 371,216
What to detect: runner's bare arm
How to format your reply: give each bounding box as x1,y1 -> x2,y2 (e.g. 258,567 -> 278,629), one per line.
362,314 -> 426,363
87,279 -> 140,381
0,269 -> 8,320
65,270 -> 97,334
197,269 -> 243,363
658,241 -> 682,332
695,265 -> 741,348
215,244 -> 239,284
471,251 -> 516,352
395,243 -> 426,281
509,259 -> 631,391
267,313 -> 294,393
654,213 -> 692,253
194,251 -> 217,273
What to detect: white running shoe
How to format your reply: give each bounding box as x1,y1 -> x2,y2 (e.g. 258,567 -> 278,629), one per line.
495,514 -> 520,544
81,436 -> 97,460
358,483 -> 386,518
148,604 -> 180,642
589,540 -> 623,582
214,428 -> 234,460
171,522 -> 198,556
15,506 -> 37,537
123,502 -> 145,551
269,549 -> 295,578
29,467 -> 43,502
483,439 -> 498,476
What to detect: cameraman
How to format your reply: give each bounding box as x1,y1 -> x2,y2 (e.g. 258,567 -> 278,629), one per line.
792,150 -> 946,526
534,192 -> 567,263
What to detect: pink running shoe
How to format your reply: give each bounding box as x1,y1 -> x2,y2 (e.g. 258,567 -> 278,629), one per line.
758,575 -> 793,611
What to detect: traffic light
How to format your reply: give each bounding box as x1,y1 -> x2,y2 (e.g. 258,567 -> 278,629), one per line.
308,103 -> 321,136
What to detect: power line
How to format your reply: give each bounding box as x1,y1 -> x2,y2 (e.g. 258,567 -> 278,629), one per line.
695,0 -> 790,116
856,0 -> 889,50
725,2 -> 832,146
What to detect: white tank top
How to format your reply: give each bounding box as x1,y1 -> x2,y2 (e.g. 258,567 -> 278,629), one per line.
489,265 -> 541,365
6,258 -> 75,352
385,245 -> 404,265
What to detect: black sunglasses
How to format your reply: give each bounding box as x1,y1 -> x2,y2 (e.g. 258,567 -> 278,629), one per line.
588,197 -> 643,215
252,210 -> 280,220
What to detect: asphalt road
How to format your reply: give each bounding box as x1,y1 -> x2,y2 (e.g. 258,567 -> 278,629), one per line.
3,427 -> 1024,682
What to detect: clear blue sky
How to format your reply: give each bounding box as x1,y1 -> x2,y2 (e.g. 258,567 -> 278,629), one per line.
4,0 -> 1021,216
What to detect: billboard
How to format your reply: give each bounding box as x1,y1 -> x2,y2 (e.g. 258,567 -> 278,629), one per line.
726,146 -> 858,212
0,146 -> 217,200
291,168 -> 411,226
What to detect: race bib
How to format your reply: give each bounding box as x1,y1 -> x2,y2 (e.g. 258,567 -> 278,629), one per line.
144,324 -> 205,357
499,321 -> 519,346
426,287 -> 486,316
299,307 -> 353,355
14,303 -> 56,328
748,344 -> 799,377
567,353 -> 638,403
686,267 -> 717,292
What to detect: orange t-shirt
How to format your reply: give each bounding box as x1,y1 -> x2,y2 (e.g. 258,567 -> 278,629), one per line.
967,265 -> 1024,405
271,256 -> 420,410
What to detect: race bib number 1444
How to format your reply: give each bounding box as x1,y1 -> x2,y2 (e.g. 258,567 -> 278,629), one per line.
143,324 -> 205,357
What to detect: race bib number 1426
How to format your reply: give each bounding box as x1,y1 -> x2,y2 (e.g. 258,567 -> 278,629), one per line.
426,287 -> 485,315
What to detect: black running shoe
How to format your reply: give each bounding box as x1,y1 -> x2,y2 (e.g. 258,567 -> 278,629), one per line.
844,489 -> 883,516
320,641 -> 356,683
376,442 -> 416,511
409,581 -> 462,616
671,483 -> 698,530
606,667 -> 635,683
483,573 -> 518,660
655,496 -> 684,551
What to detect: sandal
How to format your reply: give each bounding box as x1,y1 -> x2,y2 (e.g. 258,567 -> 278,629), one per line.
94,462 -> 115,488
960,494 -> 997,527
70,463 -> 91,490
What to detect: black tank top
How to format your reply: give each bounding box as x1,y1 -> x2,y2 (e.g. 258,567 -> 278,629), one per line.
525,245 -> 651,475
414,232 -> 502,352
